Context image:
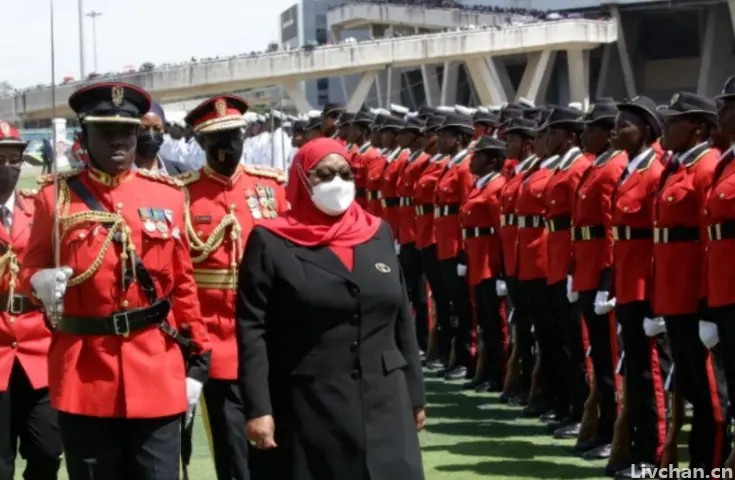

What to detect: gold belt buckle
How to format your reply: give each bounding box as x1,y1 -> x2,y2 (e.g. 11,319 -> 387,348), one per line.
716,223 -> 723,241
518,216 -> 526,228
653,228 -> 660,244
462,229 -> 468,240
612,226 -> 619,241
380,199 -> 387,209
434,206 -> 440,217
501,215 -> 508,227
581,226 -> 591,241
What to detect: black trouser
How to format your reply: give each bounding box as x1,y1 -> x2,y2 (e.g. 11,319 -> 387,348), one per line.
665,314 -> 730,470
507,277 -> 533,395
579,289 -> 618,442
617,301 -> 670,465
399,242 -> 429,352
517,278 -> 556,406
421,245 -> 453,363
438,256 -> 473,370
59,412 -> 180,480
0,360 -> 61,480
473,278 -> 508,386
202,379 -> 250,480
549,281 -> 589,421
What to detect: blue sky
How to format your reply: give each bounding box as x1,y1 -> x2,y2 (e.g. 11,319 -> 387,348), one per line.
2,0 -> 295,88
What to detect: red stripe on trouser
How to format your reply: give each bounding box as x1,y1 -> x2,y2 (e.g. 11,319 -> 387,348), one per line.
648,338 -> 667,463
607,311 -> 622,415
704,351 -> 725,468
469,287 -> 478,362
581,316 -> 594,384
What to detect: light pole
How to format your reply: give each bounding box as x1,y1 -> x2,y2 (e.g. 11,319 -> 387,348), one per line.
78,0 -> 85,79
86,10 -> 102,73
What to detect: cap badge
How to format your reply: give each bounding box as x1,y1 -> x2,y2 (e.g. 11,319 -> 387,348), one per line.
670,93 -> 680,107
111,86 -> 125,107
215,99 -> 227,118
0,122 -> 9,137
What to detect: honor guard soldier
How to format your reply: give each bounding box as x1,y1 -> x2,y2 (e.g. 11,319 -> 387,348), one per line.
499,117 -> 540,404
347,110 -> 378,209
337,112 -> 355,154
0,122 -> 62,479
379,116 -> 413,237
434,112 -> 475,380
654,91 -> 729,472
414,114 -> 451,370
611,96 -> 670,478
708,76 -> 735,471
460,136 -> 508,392
19,82 -> 212,480
181,95 -> 287,480
365,114 -> 402,218
395,116 -> 431,353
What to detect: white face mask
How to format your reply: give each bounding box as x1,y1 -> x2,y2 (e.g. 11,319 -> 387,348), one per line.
311,176 -> 356,216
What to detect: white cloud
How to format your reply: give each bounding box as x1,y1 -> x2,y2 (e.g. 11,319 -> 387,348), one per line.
1,0 -> 295,88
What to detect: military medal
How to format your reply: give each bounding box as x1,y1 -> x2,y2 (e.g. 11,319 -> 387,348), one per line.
247,197 -> 259,209
251,209 -> 263,220
157,221 -> 169,233
144,220 -> 156,233
171,226 -> 181,240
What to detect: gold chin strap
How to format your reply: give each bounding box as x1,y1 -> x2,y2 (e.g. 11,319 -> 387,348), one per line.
0,248 -> 19,311
183,189 -> 243,269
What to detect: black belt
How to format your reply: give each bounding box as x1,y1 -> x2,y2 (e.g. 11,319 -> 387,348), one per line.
462,227 -> 495,239
707,221 -> 735,241
516,215 -> 544,228
381,197 -> 400,208
572,225 -> 605,241
500,214 -> 516,227
546,215 -> 571,233
0,294 -> 37,315
367,190 -> 382,201
434,204 -> 460,217
415,203 -> 434,216
653,227 -> 699,244
356,188 -> 366,198
399,197 -> 413,207
613,226 -> 652,241
58,298 -> 171,337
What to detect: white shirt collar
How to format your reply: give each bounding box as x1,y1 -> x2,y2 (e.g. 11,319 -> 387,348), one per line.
540,155 -> 560,169
429,153 -> 444,163
674,141 -> 708,166
3,193 -> 15,214
626,147 -> 653,174
594,148 -> 614,166
515,155 -> 536,174
558,146 -> 582,169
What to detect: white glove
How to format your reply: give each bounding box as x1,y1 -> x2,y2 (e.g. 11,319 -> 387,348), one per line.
495,279 -> 508,297
185,377 -> 204,427
699,321 -> 720,349
593,290 -> 616,315
456,263 -> 467,277
643,317 -> 667,337
394,241 -> 401,256
566,275 -> 579,303
507,308 -> 515,325
30,267 -> 73,314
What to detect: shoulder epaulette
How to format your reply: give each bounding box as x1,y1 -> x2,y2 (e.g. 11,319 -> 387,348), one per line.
174,170 -> 201,186
18,188 -> 39,197
136,169 -> 184,188
36,168 -> 84,186
243,165 -> 287,183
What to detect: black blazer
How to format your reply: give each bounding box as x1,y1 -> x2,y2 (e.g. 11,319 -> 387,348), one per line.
236,222 -> 425,480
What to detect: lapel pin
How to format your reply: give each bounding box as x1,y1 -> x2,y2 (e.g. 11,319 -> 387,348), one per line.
375,263 -> 391,273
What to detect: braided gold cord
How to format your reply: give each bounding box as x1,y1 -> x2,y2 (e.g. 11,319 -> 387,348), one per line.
0,248 -> 19,311
183,188 -> 243,265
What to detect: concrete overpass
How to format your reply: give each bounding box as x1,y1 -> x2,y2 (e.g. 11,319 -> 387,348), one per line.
1,19 -> 616,122
327,2 -> 532,34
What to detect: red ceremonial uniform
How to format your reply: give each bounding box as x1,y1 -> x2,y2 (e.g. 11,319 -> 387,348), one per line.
20,167 -> 211,418
543,148 -> 591,285
434,151 -> 474,260
364,149 -> 389,217
501,157 -> 518,179
499,158 -> 532,278
414,155 -> 448,250
705,150 -> 735,307
460,173 -> 506,286
396,151 -> 429,245
380,148 -> 410,237
350,142 -> 379,210
181,164 -> 286,380
0,190 -> 50,392
515,158 -> 553,280
612,148 -> 663,304
652,143 -> 718,316
572,149 -> 627,292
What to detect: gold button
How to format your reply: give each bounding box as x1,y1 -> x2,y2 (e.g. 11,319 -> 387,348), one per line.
229,203 -> 236,210
8,316 -> 15,324
536,194 -> 542,198
623,206 -> 628,212
667,196 -> 673,202
121,300 -> 129,308
581,194 -> 586,199
720,192 -> 725,199
78,232 -> 86,239
11,341 -> 17,348
162,233 -> 169,239
197,231 -> 204,237
551,200 -> 556,205
116,202 -> 124,209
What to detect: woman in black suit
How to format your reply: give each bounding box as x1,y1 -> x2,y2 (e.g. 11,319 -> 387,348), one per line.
236,138 -> 426,480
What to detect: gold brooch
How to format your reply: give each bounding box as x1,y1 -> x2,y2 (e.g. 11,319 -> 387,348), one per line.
375,263 -> 391,273
215,98 -> 227,117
